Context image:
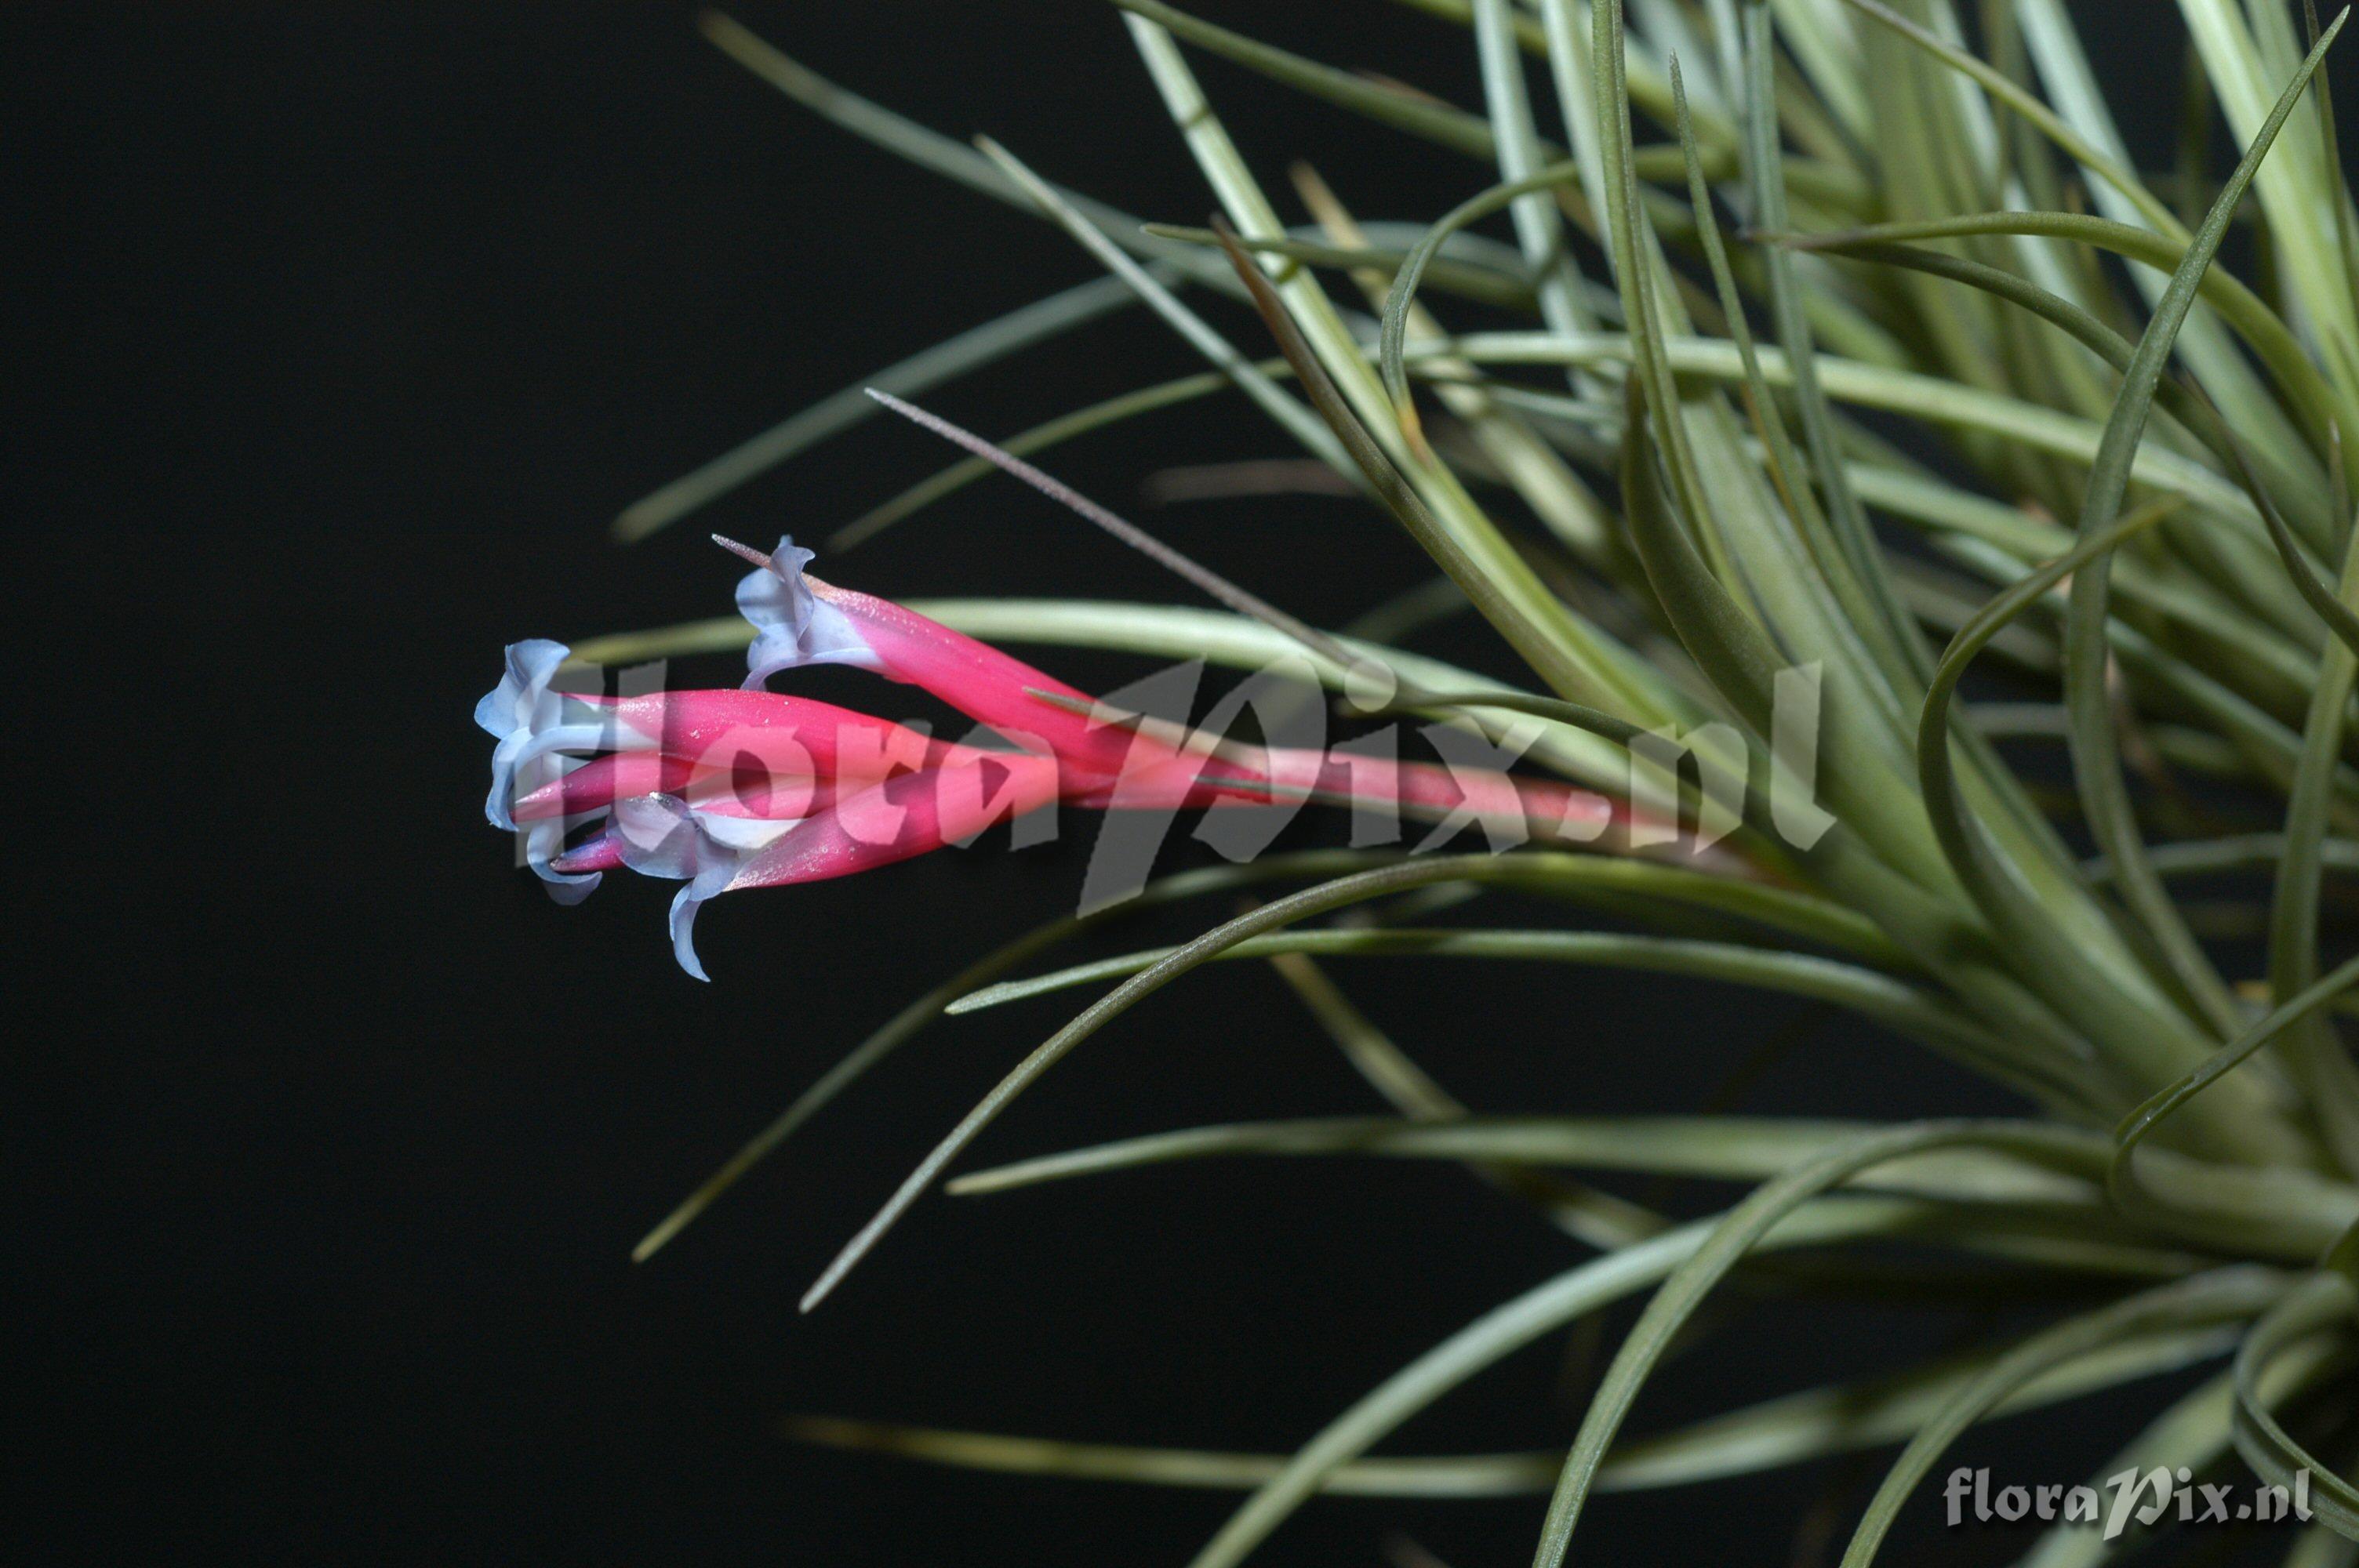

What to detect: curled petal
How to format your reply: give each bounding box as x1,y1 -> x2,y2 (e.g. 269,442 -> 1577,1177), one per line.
609,794 -> 806,982
609,793 -> 799,879
524,815 -> 602,904
478,639 -> 572,830
475,638 -> 571,742
738,537 -> 884,685
478,640 -> 660,830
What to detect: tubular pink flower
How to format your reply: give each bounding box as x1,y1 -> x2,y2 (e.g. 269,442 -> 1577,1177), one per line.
507,692 -> 978,823
612,753 -> 1066,980
482,547 -> 1744,977
733,535 -> 1220,786
1062,744 -> 1606,824
580,688 -> 949,771
725,538 -> 1652,844
479,633 -> 1082,976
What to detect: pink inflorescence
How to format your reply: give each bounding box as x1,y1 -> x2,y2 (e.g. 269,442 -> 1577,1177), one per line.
479,537 -> 1631,978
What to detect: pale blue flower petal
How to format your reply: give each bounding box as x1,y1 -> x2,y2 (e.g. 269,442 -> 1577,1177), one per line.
480,640 -> 574,830
612,794 -> 708,880
524,815 -> 602,905
666,858 -> 741,984
736,535 -> 880,688
608,793 -> 801,979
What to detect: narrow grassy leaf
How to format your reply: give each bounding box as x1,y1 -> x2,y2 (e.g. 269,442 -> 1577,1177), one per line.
1210,220 -> 1634,710
783,1415 -> 1560,1495
1268,953 -> 1665,1250
977,137 -> 1352,476
1836,1267 -> 2288,1567
2109,955 -> 2359,1253
1779,210 -> 2355,463
2059,20 -> 2343,1044
798,858 -> 1602,1312
1186,1192 -> 2151,1568
629,850 -> 1404,1261
2231,1271 -> 2359,1542
700,14 -> 1236,290
2179,0 -> 2359,402
1379,160 -> 1587,411
943,927 -> 2063,1091
1737,2 -> 1926,686
1107,0 -> 1507,160
2270,532 -> 2359,1174
611,275 -> 1147,542
832,365 -> 1248,552
1143,225 -> 1539,310
950,1114 -> 2103,1207
1429,332 -> 2266,524
1830,0 -> 2178,234
1471,0 -> 1594,343
1529,1121 -> 2117,1568
1913,499 -> 2250,1128
776,1319 -> 2239,1498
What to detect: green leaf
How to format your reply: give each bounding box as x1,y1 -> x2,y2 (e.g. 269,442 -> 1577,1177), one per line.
2059,16 -> 2346,1044
2269,530 -> 2359,1174
1379,159 -> 1587,412
1778,210 -> 2354,470
797,858 -> 1600,1313
1528,1121 -> 2116,1568
2108,954 -> 2359,1254
2231,1272 -> 2359,1543
775,1318 -> 2241,1499
1185,1192 -> 2144,1568
943,924 -> 2069,1094
1265,953 -> 1665,1250
629,850 -> 1407,1261
949,1114 -> 2104,1209
1107,0 -> 1506,160
1736,4 -> 1925,689
1830,0 -> 2179,235
832,366 -> 1247,553
700,14 -> 1231,286
1837,1267 -> 2288,1566
782,1414 -> 1559,1496
1914,499 -> 2235,1124
978,137 -> 1353,478
609,278 -> 1145,543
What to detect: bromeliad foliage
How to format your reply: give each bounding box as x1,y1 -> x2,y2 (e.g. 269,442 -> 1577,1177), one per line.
478,1 -> 2359,1561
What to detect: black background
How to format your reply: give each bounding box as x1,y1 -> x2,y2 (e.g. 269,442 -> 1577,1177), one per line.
11,3 -> 2332,1563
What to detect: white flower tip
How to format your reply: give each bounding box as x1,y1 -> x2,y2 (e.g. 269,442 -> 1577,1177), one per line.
475,639 -> 573,738
668,884 -> 713,982
541,869 -> 602,906
735,534 -> 879,685
481,640 -> 579,831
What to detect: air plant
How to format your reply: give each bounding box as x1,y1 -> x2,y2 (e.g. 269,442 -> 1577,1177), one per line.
481,1 -> 2359,1561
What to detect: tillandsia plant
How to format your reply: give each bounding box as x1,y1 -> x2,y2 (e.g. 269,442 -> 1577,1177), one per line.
476,0 -> 2359,1561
